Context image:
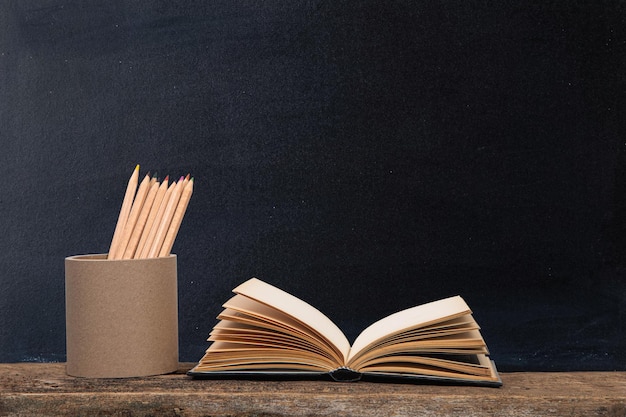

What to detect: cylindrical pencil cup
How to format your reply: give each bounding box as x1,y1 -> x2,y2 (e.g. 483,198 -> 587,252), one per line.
65,254 -> 179,378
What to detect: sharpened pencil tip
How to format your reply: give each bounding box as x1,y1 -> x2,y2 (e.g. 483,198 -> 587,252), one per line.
135,164 -> 140,170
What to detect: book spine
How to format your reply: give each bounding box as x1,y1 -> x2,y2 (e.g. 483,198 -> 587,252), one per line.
329,367 -> 362,382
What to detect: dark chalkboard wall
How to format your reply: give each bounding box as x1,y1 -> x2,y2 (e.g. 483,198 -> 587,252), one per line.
1,1 -> 625,371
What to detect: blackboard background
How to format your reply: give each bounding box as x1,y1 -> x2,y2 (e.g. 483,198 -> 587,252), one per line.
1,1 -> 625,371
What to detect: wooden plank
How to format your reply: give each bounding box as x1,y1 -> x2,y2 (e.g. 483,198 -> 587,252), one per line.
1,363 -> 625,416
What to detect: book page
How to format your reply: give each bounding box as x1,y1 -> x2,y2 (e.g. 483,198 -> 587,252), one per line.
357,353 -> 495,378
347,295 -> 471,363
221,295 -> 328,344
233,278 -> 351,362
193,341 -> 336,372
215,297 -> 341,362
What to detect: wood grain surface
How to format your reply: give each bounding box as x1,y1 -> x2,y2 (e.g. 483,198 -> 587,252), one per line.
1,363 -> 625,416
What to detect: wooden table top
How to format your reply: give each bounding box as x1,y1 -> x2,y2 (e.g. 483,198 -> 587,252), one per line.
1,363 -> 625,416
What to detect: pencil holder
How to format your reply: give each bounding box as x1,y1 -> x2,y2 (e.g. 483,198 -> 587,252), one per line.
65,254 -> 179,378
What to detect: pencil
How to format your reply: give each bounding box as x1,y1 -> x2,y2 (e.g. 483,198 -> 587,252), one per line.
110,173 -> 152,259
159,177 -> 194,257
137,178 -> 176,258
122,176 -> 159,259
146,176 -> 186,258
108,165 -> 140,259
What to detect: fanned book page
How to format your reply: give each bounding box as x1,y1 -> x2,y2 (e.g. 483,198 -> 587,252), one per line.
189,278 -> 502,387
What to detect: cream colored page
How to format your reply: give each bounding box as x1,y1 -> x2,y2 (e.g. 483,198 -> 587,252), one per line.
223,294 -> 315,336
233,278 -> 351,361
347,295 -> 471,363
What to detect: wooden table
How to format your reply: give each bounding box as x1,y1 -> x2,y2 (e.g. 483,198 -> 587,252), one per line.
1,363 -> 625,416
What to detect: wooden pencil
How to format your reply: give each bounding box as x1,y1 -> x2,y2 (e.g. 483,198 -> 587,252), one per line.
159,177 -> 194,257
122,176 -> 159,259
137,178 -> 176,259
146,176 -> 186,258
110,173 -> 152,259
108,165 -> 140,259
134,176 -> 170,258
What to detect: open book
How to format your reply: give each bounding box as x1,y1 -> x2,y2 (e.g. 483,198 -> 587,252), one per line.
188,278 -> 502,386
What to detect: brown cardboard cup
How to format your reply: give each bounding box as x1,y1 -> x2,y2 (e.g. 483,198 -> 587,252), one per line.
65,254 -> 179,377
